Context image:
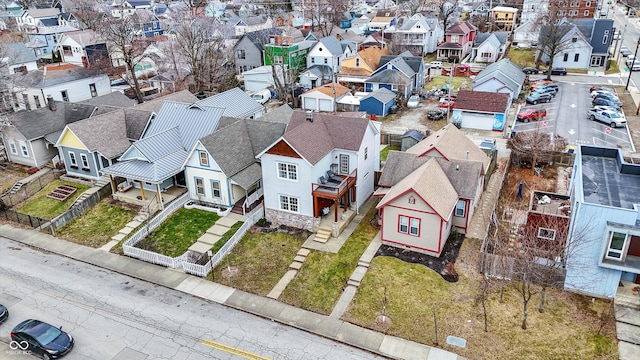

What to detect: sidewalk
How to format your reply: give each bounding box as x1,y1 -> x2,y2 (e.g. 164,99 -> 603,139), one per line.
0,223 -> 464,360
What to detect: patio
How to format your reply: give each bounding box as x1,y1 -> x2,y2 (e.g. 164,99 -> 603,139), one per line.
112,185 -> 187,212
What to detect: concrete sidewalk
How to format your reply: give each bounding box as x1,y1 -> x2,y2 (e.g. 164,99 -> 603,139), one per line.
0,224 -> 464,360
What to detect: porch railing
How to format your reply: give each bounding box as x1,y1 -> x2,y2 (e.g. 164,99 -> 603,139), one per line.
242,187 -> 264,214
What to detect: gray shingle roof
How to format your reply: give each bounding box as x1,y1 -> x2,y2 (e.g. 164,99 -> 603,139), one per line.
14,66 -> 106,88
367,69 -> 410,84
475,58 -> 526,85
5,42 -> 37,65
199,119 -> 286,189
318,36 -> 345,56
196,87 -> 264,119
9,101 -> 97,141
79,91 -> 136,108
259,104 -> 294,124
361,87 -> 396,102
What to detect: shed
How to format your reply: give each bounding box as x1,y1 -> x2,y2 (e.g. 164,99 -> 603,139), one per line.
451,90 -> 510,131
401,129 -> 425,151
359,87 -> 396,116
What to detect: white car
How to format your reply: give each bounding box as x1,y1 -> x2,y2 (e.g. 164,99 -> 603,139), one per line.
626,55 -> 636,66
407,95 -> 420,108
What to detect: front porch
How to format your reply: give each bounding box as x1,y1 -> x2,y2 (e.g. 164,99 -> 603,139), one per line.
112,185 -> 187,212
311,169 -> 358,241
616,280 -> 640,310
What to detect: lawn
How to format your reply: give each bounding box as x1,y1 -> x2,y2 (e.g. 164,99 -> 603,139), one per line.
279,201 -> 379,314
212,231 -> 306,296
55,199 -> 137,248
342,252 -> 618,360
15,180 -> 90,220
425,76 -> 472,94
135,208 -> 218,257
211,221 -> 243,253
380,145 -> 400,162
507,49 -> 536,68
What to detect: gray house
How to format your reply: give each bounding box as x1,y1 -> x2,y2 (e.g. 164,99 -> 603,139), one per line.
234,28 -> 282,74
472,58 -> 526,100
573,18 -> 614,68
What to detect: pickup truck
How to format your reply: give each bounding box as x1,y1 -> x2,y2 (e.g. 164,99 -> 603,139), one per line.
587,108 -> 627,128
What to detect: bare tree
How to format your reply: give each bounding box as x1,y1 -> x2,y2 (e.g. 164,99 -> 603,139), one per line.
468,14 -> 492,33
262,36 -> 304,103
67,0 -> 104,31
534,7 -> 575,78
305,0 -> 347,37
507,131 -> 568,175
96,16 -> 150,103
181,0 -> 208,15
435,0 -> 460,33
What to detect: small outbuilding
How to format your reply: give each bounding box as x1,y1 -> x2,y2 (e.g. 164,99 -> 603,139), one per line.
358,87 -> 397,116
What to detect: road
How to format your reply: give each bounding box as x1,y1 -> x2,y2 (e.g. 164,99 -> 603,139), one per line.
611,3 -> 640,89
0,236 -> 381,360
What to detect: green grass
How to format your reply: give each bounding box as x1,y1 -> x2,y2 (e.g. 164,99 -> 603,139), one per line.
279,201 -> 379,314
15,180 -> 90,219
55,199 -> 136,248
212,231 -> 306,296
135,208 -> 218,257
211,221 -> 243,253
507,49 -> 536,68
380,145 -> 400,162
425,76 -> 472,94
607,60 -> 620,74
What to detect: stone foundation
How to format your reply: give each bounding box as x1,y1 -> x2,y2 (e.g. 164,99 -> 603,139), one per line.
265,208 -> 314,231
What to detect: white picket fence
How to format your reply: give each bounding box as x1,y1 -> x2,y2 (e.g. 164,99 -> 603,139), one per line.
183,204 -> 264,277
122,193 -> 189,268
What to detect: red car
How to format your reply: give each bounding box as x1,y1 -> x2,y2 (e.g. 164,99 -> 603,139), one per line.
517,107 -> 547,122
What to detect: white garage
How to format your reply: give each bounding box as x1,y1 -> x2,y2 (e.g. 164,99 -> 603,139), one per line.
453,90 -> 511,131
300,83 -> 351,112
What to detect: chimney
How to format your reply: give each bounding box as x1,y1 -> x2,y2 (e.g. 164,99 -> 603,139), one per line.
456,164 -> 459,171
466,151 -> 469,160
47,95 -> 56,111
306,110 -> 313,122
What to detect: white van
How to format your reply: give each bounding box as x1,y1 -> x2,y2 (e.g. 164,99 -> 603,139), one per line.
251,89 -> 271,104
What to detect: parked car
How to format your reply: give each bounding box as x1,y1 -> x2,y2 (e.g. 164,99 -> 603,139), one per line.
632,60 -> 640,71
439,99 -> 455,109
533,83 -> 559,95
517,107 -> 547,122
592,91 -> 619,101
593,93 -> 622,105
621,47 -> 633,57
522,67 -> 539,74
0,304 -> 7,323
530,86 -> 557,97
10,319 -> 74,359
407,95 -> 420,108
590,105 -> 623,114
429,61 -> 443,69
592,97 -> 622,109
589,86 -> 616,93
526,92 -> 553,104
530,79 -> 555,89
588,108 -> 627,128
626,55 -> 636,66
543,67 -> 568,75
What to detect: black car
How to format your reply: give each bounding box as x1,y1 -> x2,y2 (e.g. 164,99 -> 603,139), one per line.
0,304 -> 7,323
592,97 -> 622,109
11,319 -> 74,359
522,67 -> 539,74
526,92 -> 553,104
544,67 -> 568,75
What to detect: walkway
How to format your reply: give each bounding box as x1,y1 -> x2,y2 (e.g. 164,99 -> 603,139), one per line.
465,157 -> 509,240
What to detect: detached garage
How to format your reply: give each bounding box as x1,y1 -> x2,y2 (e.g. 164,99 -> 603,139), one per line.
359,87 -> 396,116
451,90 -> 510,131
300,83 -> 351,112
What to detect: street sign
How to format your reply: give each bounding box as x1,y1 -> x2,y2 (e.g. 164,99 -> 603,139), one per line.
606,127 -> 611,134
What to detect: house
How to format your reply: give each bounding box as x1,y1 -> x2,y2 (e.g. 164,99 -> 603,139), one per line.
374,124 -> 488,257
147,74 -> 176,95
436,20 -> 477,61
338,46 -> 390,85
55,30 -> 109,68
537,19 -> 593,70
15,7 -> 60,32
384,14 -> 441,56
367,8 -> 397,33
263,35 -> 315,74
338,11 -> 354,29
520,190 -> 571,261
300,83 -> 351,112
520,0 -> 548,23
1,100 -> 98,168
111,0 -> 152,18
472,32 -> 508,63
228,15 -> 274,36
3,42 -> 38,75
451,90 -> 511,131
55,107 -> 153,181
197,87 -> 266,119
358,87 -> 397,116
298,65 -> 334,89
128,9 -> 164,38
8,64 -> 111,112
512,20 -> 539,49
472,58 -> 526,100
491,6 -> 518,32
521,0 -> 596,21
101,101 -> 236,211
573,18 -> 614,68
565,145 -> 640,298
234,28 -> 283,74
257,111 -> 381,233
365,51 -> 425,98
307,36 -> 356,74
470,2 -> 491,17
242,65 -> 284,92
24,24 -> 79,60
182,118 -> 288,215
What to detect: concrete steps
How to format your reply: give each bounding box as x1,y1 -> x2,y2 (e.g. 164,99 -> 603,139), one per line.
313,228 -> 332,243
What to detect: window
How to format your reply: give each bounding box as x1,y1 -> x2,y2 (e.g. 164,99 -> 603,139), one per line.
22,94 -> 31,110
563,53 -> 569,61
572,37 -> 577,43
586,1 -> 591,6
481,52 -> 491,58
8,139 -> 17,155
455,200 -> 465,217
61,90 -> 69,102
339,154 -> 349,174
199,151 -> 208,166
211,180 -> 221,198
603,35 -> 608,44
69,152 -> 77,166
537,228 -> 556,240
584,10 -> 590,16
279,195 -> 299,212
355,58 -> 360,67
364,147 -> 368,160
89,83 -> 97,97
311,57 -> 315,63
399,215 -> 420,236
274,56 -> 283,64
324,58 -> 328,64
606,232 -> 627,260
19,140 -> 28,156
80,154 -> 89,169
277,162 -> 298,180
195,177 -> 205,196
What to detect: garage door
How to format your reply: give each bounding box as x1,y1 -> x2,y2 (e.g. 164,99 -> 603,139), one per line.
303,97 -> 317,110
319,99 -> 333,112
461,113 -> 494,131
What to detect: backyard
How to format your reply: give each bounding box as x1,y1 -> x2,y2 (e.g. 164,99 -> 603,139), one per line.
15,180 -> 90,219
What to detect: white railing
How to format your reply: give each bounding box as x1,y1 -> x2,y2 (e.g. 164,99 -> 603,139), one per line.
122,193 -> 189,263
242,187 -> 264,212
183,204 -> 264,277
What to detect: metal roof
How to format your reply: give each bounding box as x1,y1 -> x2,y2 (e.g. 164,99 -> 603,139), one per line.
196,87 -> 264,119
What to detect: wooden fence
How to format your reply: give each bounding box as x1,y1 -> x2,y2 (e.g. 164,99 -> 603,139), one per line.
48,184 -> 112,232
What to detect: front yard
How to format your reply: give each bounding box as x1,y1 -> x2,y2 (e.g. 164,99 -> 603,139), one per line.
15,180 -> 90,219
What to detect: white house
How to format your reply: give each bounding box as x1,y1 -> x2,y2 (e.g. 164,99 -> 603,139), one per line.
520,0 -> 548,23
55,30 -> 107,67
513,20 -> 539,49
3,42 -> 38,75
242,65 -> 285,92
538,23 -> 592,70
307,36 -> 356,73
384,14 -> 442,56
257,111 -> 381,232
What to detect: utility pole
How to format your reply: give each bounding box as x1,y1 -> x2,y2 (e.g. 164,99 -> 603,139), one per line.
625,37 -> 640,91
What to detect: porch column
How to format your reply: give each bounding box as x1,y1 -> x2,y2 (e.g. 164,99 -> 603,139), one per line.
138,181 -> 146,200
313,196 -> 318,218
109,175 -> 116,195
156,183 -> 162,203
334,199 -> 339,223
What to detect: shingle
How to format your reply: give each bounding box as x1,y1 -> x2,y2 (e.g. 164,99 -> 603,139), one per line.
65,109 -> 134,159
9,102 -> 97,141
454,90 -> 510,114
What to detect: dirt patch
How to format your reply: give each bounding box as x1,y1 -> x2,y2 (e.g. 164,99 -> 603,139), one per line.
0,164 -> 29,194
619,89 -> 640,151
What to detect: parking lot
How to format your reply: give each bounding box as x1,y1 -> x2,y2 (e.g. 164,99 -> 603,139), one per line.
511,81 -> 635,153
